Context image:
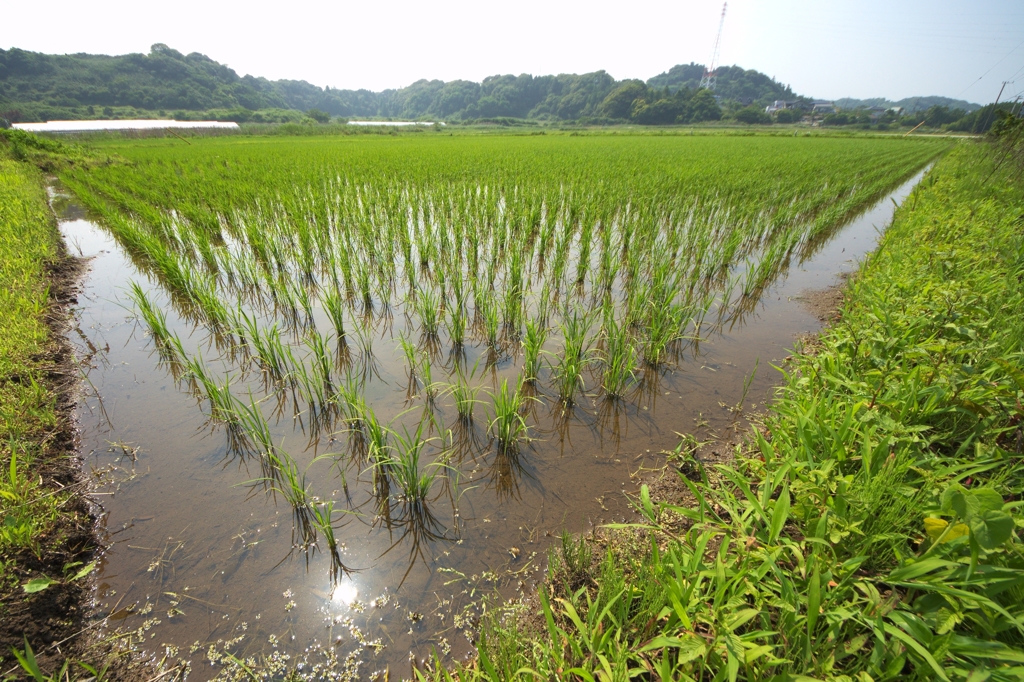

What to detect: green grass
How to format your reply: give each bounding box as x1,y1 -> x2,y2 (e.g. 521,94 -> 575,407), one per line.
0,153 -> 72,565
440,140 -> 1024,680
0,143 -> 103,676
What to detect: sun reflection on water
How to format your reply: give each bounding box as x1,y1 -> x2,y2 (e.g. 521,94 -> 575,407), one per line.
330,579 -> 358,606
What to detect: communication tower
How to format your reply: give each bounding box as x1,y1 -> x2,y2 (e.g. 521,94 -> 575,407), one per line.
699,2 -> 728,91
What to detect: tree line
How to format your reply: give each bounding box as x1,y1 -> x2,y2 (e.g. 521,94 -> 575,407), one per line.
0,45 -> 791,124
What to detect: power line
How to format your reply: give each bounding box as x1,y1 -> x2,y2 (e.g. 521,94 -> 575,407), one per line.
956,37 -> 1024,98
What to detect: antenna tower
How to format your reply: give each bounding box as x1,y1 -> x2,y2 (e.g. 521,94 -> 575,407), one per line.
699,2 -> 727,91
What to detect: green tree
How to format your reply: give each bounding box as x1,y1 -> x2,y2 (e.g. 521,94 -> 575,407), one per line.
775,108 -> 800,123
630,98 -> 686,125
598,81 -> 648,120
823,112 -> 850,126
306,108 -> 331,123
688,89 -> 722,122
734,106 -> 771,124
923,105 -> 965,127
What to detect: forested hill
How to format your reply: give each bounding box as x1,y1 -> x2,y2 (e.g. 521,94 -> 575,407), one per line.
0,44 -> 795,123
646,63 -> 797,103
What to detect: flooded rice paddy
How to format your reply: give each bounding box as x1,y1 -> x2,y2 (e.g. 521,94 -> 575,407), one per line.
58,168 -> 926,680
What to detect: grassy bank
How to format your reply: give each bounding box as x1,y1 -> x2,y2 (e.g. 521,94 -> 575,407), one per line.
0,138 -> 97,676
438,140 -> 1024,680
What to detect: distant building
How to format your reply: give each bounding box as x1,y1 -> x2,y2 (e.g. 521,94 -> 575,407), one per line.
811,100 -> 837,114
765,100 -> 799,113
867,106 -> 888,121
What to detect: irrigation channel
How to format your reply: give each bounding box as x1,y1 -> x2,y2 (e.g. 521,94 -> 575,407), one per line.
57,167 -> 927,679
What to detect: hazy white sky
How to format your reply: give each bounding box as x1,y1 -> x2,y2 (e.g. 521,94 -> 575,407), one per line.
2,0 -> 1023,103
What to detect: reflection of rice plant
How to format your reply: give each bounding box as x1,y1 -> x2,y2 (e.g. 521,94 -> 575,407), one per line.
294,360 -> 330,423
522,317 -> 549,382
489,378 -> 530,453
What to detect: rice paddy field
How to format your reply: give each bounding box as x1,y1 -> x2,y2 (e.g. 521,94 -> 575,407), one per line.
54,133 -> 947,678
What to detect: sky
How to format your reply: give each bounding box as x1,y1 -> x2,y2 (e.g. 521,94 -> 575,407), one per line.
2,0 -> 1023,104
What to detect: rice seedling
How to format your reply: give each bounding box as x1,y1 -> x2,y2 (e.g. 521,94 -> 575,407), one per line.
182,352 -> 215,400
350,316 -> 378,379
267,449 -> 317,548
355,261 -> 374,313
309,500 -> 352,580
361,405 -> 392,493
390,422 -> 442,507
321,285 -> 347,343
306,330 -> 334,391
551,307 -> 593,405
445,302 -> 467,351
446,359 -> 483,423
418,351 -> 440,404
415,288 -> 443,341
488,377 -> 531,453
252,323 -> 291,386
599,316 -> 637,399
473,288 -> 501,351
398,330 -> 418,384
522,316 -> 549,382
127,281 -> 175,361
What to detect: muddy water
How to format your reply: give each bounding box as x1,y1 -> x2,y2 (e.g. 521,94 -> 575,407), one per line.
59,169 -> 926,679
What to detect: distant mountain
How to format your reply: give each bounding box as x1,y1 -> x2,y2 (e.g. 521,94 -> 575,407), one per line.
833,96 -> 981,113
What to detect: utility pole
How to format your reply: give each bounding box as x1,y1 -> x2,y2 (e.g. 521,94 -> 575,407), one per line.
699,3 -> 727,91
